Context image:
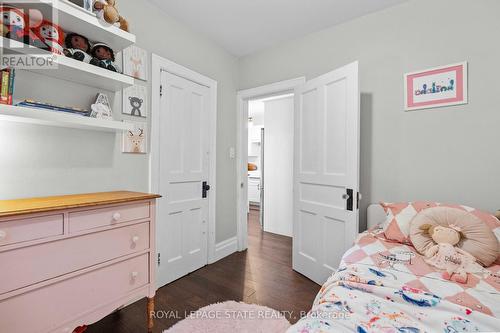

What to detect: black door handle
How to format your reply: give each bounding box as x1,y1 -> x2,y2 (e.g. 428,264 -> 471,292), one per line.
202,181 -> 211,198
346,188 -> 354,211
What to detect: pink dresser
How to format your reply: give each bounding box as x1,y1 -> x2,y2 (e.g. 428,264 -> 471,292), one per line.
0,191 -> 161,333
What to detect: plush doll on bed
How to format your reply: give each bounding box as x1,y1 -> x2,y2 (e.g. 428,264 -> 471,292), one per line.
419,224 -> 483,283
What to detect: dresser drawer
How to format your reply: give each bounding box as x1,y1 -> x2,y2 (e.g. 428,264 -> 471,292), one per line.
0,222 -> 150,295
0,214 -> 63,247
69,202 -> 150,233
0,254 -> 149,333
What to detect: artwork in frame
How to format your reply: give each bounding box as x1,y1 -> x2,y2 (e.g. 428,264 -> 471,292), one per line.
123,122 -> 147,154
122,84 -> 147,118
122,45 -> 148,81
404,62 -> 468,111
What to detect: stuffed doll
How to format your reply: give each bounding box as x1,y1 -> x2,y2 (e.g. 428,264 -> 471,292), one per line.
33,20 -> 65,54
0,5 -> 45,48
0,5 -> 27,42
90,42 -> 118,72
419,224 -> 483,283
93,0 -> 128,31
64,33 -> 92,63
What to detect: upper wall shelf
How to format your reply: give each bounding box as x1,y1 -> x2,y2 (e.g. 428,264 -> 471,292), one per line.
0,104 -> 134,132
9,0 -> 135,51
1,37 -> 134,91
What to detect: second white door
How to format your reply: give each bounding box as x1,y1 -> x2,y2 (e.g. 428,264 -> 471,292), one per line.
157,71 -> 211,286
293,61 -> 360,285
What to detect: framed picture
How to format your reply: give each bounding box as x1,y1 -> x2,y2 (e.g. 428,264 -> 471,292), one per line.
404,62 -> 468,111
122,45 -> 148,81
122,84 -> 147,118
123,122 -> 147,154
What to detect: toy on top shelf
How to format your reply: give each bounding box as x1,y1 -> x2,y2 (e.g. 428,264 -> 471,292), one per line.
0,5 -> 46,49
33,19 -> 65,54
90,42 -> 118,72
93,0 -> 128,32
64,33 -> 92,63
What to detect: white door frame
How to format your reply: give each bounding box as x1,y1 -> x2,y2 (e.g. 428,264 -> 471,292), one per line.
236,77 -> 305,251
150,54 -> 218,264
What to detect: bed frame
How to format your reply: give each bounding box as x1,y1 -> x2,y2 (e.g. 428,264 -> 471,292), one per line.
367,204 -> 386,229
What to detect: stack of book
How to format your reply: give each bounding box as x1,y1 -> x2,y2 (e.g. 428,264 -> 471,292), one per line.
0,68 -> 15,105
16,100 -> 91,117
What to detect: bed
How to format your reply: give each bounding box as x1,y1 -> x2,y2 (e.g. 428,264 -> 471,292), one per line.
287,204 -> 500,333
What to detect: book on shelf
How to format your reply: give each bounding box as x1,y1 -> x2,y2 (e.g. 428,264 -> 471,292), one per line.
16,100 -> 91,116
8,69 -> 15,105
0,69 -> 11,105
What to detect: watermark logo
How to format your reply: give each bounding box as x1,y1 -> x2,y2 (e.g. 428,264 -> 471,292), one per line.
1,0 -> 59,69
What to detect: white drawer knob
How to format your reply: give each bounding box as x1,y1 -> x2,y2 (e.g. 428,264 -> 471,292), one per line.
132,236 -> 140,244
112,212 -> 121,221
131,271 -> 139,279
0,230 -> 6,240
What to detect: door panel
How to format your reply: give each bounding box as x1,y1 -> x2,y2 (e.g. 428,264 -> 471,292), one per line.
293,62 -> 359,285
157,71 -> 210,286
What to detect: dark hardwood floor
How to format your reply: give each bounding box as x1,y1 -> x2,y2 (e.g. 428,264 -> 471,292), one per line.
87,208 -> 319,332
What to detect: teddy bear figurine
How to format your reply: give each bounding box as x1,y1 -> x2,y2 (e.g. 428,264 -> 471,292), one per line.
419,224 -> 483,283
93,0 -> 128,32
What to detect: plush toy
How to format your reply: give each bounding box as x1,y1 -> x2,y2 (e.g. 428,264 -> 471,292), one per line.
419,224 -> 483,283
64,33 -> 92,63
90,42 -> 118,72
0,5 -> 45,48
33,20 -> 64,54
0,5 -> 27,41
495,210 -> 500,221
93,0 -> 128,32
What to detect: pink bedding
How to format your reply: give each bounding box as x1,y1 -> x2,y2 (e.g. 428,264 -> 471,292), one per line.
287,228 -> 500,332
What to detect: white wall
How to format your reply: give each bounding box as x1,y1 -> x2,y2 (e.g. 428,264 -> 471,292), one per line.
0,1 -> 239,244
238,0 -> 500,230
263,96 -> 293,236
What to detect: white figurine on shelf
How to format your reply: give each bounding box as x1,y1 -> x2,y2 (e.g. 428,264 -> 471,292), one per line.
90,93 -> 113,119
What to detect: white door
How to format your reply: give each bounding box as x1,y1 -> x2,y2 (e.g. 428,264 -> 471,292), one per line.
157,71 -> 210,286
293,61 -> 360,285
263,96 -> 294,237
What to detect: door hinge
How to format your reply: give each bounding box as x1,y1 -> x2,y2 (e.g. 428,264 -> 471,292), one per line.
160,84 -> 163,97
157,253 -> 161,266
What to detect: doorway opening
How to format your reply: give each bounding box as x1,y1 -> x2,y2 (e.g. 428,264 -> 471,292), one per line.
236,78 -> 305,251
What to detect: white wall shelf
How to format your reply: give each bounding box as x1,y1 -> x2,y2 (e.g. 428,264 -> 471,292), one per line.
1,38 -> 134,91
10,0 -> 135,51
0,104 -> 133,132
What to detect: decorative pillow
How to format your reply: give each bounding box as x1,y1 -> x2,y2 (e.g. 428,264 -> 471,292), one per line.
380,202 -> 500,250
409,207 -> 499,267
380,202 -> 438,243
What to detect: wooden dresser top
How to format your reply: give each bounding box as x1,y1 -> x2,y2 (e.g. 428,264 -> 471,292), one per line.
0,191 -> 161,218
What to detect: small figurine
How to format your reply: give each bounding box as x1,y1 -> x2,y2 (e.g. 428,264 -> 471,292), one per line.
33,19 -> 65,54
64,33 -> 92,63
90,42 -> 118,72
93,0 -> 128,32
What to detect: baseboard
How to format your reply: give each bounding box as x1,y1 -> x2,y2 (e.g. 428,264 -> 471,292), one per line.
212,236 -> 238,263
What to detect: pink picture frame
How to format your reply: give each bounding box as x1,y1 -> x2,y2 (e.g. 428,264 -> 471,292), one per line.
404,62 -> 468,111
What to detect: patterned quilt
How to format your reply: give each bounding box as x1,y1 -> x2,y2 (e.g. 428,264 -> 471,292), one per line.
288,229 -> 500,333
